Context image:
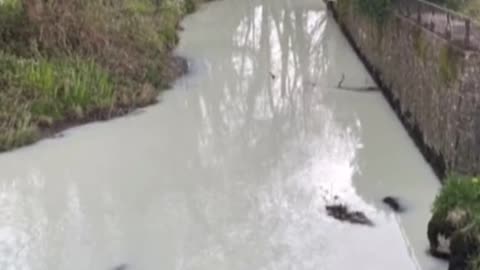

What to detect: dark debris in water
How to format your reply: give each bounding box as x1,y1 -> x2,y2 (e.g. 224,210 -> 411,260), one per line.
112,264 -> 129,270
326,204 -> 374,227
382,196 -> 405,213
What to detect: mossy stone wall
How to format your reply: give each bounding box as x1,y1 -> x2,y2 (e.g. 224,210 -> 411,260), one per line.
333,0 -> 480,175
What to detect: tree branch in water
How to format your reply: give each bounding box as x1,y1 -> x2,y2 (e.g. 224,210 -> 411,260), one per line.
336,74 -> 379,92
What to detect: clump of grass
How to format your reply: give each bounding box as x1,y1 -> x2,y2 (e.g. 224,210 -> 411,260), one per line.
0,52 -> 117,149
432,174 -> 480,270
19,57 -> 115,118
124,0 -> 157,14
0,109 -> 39,152
433,174 -> 480,219
1,53 -> 115,117
0,0 -> 21,24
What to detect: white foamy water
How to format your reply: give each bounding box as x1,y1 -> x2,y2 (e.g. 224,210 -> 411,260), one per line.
0,0 -> 447,269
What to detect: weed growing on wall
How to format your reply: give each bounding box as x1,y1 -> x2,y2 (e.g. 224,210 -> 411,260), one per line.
438,45 -> 460,84
356,0 -> 392,24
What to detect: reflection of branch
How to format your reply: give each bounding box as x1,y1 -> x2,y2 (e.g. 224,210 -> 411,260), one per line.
337,73 -> 345,88
338,86 -> 379,92
337,73 -> 378,92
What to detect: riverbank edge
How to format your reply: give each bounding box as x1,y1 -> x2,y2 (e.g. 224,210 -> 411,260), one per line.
36,55 -> 188,142
324,0 -> 446,179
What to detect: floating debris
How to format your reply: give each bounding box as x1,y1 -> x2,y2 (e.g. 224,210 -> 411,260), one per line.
382,196 -> 405,213
326,204 -> 374,226
336,73 -> 378,92
112,264 -> 129,270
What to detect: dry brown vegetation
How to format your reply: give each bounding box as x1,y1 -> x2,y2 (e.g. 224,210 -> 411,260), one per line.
0,0 -> 205,151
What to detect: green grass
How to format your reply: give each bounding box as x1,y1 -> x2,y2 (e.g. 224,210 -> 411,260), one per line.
433,174 -> 480,270
433,174 -> 480,218
0,53 -> 116,150
0,0 -> 21,19
124,0 -> 158,14
1,54 -> 115,118
0,0 -> 26,51
22,58 -> 115,117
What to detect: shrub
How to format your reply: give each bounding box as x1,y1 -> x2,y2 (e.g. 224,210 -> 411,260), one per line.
430,174 -> 480,270
433,174 -> 480,221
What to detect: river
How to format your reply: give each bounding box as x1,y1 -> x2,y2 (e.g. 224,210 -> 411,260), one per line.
0,0 -> 447,269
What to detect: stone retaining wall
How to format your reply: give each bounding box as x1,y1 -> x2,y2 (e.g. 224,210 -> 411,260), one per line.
329,0 -> 480,177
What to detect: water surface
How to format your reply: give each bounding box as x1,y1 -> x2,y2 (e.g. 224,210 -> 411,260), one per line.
0,0 -> 446,269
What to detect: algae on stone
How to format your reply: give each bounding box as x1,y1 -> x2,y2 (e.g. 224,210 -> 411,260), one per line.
438,45 -> 462,84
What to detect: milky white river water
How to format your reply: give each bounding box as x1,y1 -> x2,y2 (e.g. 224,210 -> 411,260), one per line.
0,0 -> 447,269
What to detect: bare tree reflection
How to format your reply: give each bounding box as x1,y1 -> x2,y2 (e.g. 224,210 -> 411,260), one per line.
176,2 -> 368,269
191,0 -> 334,169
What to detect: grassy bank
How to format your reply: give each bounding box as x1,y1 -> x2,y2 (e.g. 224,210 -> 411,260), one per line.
0,0 -> 207,151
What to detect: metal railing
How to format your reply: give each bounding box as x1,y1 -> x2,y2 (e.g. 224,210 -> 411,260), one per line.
394,0 -> 480,50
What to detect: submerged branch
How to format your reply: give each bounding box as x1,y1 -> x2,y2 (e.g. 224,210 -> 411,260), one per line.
336,73 -> 379,92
